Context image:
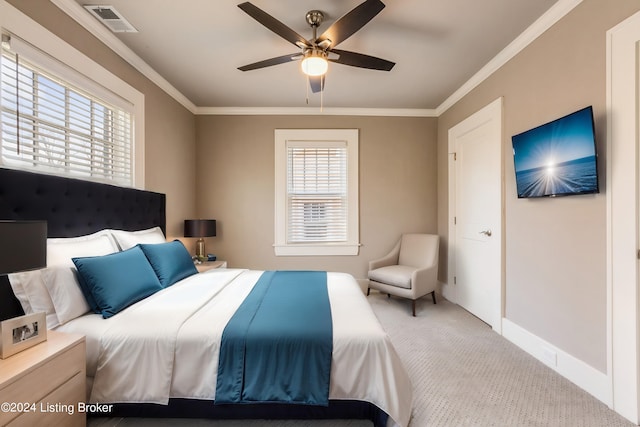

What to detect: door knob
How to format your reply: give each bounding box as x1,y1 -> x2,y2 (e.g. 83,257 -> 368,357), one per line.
479,230 -> 492,237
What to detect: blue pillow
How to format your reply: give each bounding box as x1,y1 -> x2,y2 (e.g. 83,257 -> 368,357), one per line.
72,246 -> 162,318
139,240 -> 198,288
74,270 -> 100,314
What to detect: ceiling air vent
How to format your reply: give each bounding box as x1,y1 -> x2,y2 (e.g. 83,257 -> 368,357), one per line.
83,5 -> 138,33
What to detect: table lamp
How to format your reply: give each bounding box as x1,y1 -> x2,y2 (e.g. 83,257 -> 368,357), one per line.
184,219 -> 216,261
0,220 -> 47,275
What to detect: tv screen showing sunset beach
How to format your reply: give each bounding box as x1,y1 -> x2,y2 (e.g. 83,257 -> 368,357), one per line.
511,106 -> 598,198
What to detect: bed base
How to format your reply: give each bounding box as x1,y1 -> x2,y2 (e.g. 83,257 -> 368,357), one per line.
97,399 -> 388,426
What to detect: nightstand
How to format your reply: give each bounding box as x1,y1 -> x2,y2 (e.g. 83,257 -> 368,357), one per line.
0,330 -> 86,427
195,260 -> 227,272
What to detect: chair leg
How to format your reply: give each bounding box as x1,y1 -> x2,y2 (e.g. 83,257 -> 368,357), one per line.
431,291 -> 437,304
412,300 -> 416,317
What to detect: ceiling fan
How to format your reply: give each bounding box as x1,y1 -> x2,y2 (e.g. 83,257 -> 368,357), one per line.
237,0 -> 395,93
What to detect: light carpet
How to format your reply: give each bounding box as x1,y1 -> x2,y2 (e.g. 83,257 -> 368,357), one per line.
89,292 -> 634,427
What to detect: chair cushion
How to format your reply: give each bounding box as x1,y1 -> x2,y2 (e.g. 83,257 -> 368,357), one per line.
368,265 -> 416,289
398,234 -> 438,268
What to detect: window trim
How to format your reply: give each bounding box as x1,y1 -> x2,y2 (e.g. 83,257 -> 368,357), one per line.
274,129 -> 360,256
0,0 -> 145,188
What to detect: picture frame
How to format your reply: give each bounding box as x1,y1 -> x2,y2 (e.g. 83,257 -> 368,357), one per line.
0,312 -> 47,359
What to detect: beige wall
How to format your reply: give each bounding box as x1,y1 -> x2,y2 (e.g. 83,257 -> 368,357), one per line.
437,0 -> 640,373
8,0 -> 198,239
195,115 -> 437,281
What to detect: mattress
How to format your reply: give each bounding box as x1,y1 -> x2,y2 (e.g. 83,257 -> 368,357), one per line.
56,268 -> 413,427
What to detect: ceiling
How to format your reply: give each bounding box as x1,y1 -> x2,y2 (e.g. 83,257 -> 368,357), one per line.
64,0 -> 561,112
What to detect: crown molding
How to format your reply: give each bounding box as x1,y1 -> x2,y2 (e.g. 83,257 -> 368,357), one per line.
195,106 -> 437,117
436,0 -> 583,115
49,0 -> 197,114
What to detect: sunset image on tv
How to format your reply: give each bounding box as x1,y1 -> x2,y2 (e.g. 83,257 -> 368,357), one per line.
511,106 -> 598,198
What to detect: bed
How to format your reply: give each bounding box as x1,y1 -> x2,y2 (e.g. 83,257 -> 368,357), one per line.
0,167 -> 413,427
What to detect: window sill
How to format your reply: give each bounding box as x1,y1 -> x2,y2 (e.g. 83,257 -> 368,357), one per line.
273,243 -> 360,256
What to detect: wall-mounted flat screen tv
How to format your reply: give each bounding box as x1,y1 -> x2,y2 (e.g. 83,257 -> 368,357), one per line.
511,106 -> 599,198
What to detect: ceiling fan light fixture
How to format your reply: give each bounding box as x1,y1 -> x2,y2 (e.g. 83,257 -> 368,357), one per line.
301,52 -> 328,76
237,1 -> 395,93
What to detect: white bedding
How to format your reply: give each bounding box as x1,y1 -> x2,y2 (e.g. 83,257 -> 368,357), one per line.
57,269 -> 413,427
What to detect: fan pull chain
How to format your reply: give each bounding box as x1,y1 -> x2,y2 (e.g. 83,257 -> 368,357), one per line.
305,74 -> 310,104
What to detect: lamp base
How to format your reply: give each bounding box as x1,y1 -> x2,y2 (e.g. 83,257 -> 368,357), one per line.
195,238 -> 206,261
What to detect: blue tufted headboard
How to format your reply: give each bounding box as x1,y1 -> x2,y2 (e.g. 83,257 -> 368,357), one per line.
0,167 -> 166,320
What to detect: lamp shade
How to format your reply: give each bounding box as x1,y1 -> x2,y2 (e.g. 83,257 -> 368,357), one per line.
184,219 -> 216,238
0,220 -> 47,275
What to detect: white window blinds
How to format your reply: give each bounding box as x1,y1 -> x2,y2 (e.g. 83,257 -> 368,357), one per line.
287,144 -> 348,243
0,34 -> 133,186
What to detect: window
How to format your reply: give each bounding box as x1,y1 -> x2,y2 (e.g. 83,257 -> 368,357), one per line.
288,146 -> 346,243
0,30 -> 142,187
274,129 -> 359,256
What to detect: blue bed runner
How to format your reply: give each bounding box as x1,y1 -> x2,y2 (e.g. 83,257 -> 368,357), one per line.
215,270 -> 333,406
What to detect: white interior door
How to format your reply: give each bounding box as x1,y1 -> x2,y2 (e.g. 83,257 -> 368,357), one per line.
607,10 -> 640,422
448,98 -> 503,332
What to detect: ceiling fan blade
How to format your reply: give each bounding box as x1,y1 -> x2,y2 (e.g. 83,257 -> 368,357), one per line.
238,2 -> 311,49
238,53 -> 301,71
329,49 -> 395,71
309,75 -> 325,93
316,0 -> 385,48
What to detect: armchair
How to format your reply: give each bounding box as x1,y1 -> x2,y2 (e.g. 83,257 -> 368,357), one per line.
367,233 -> 439,316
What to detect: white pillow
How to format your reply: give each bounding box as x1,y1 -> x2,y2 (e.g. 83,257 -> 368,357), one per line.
42,266 -> 90,325
110,227 -> 166,250
8,229 -> 120,329
47,230 -> 119,267
8,270 -> 60,329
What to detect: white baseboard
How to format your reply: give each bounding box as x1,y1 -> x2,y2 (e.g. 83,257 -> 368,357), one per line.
440,281 -> 455,303
502,318 -> 611,405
